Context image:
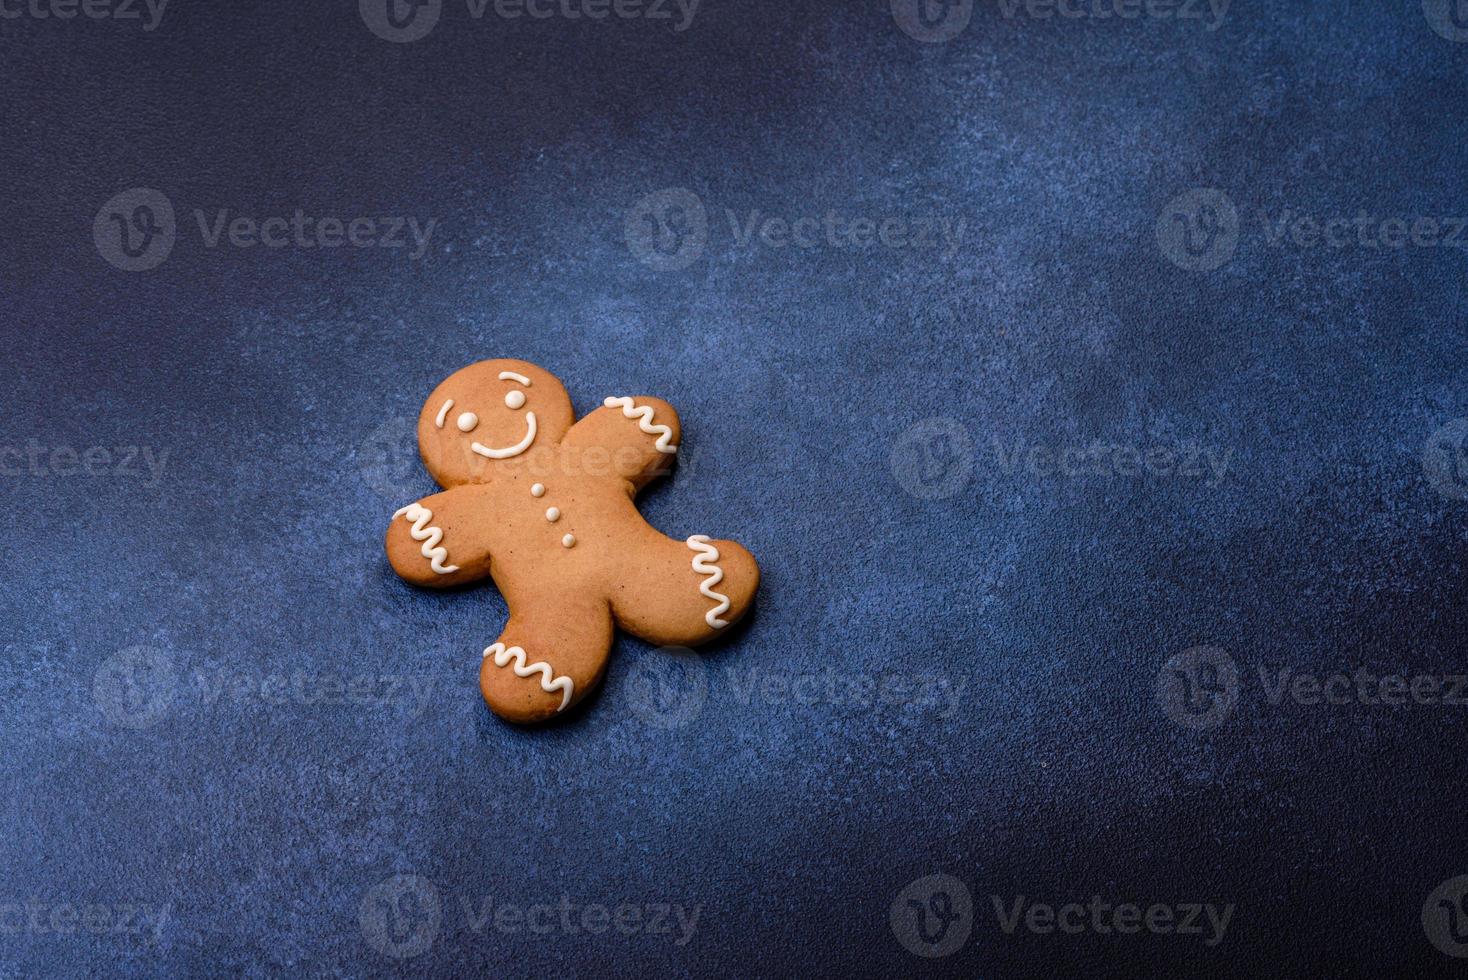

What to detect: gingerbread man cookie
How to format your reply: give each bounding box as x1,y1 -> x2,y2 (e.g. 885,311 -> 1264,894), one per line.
385,359 -> 760,723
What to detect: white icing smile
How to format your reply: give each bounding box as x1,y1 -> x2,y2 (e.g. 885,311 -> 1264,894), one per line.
471,411 -> 537,459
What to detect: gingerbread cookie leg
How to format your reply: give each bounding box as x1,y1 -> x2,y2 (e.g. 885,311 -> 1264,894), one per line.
479,593 -> 614,724
611,533 -> 760,647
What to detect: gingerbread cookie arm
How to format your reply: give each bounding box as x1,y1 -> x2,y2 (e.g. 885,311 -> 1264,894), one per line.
561,396 -> 681,491
610,526 -> 760,647
385,485 -> 497,588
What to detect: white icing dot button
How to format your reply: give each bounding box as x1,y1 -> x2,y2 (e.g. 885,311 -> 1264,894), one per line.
456,412 -> 478,432
530,483 -> 545,497
561,534 -> 576,548
545,507 -> 560,522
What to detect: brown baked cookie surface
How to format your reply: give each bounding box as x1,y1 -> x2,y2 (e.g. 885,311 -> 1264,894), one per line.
384,359 -> 759,724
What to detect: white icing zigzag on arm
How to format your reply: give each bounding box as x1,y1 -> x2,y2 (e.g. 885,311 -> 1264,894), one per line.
685,535 -> 731,629
483,643 -> 574,711
603,396 -> 678,454
394,503 -> 460,574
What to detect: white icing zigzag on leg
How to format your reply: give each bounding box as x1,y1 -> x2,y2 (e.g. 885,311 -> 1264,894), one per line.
394,503 -> 460,574
685,535 -> 731,629
482,643 -> 574,711
603,396 -> 678,454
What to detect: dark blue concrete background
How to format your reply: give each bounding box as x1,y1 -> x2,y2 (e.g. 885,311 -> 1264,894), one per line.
3,0 -> 1468,976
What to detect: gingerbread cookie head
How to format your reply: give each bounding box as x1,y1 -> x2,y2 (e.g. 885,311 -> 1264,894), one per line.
416,358 -> 575,487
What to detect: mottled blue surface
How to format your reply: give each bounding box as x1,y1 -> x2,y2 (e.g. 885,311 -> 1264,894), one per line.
3,1 -> 1468,976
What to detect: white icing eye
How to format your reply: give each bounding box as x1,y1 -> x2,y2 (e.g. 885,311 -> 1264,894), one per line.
504,390 -> 526,410
456,412 -> 479,432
